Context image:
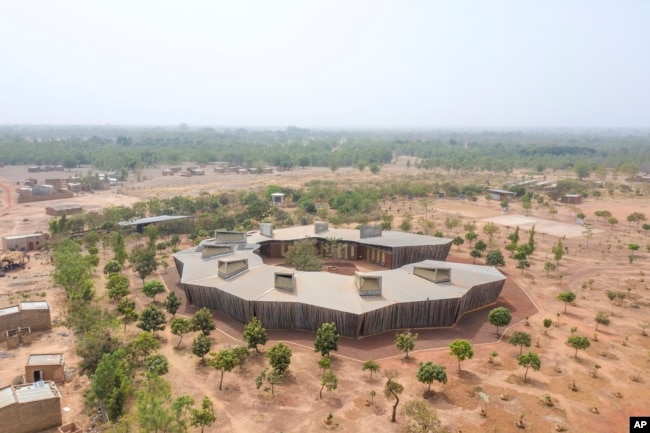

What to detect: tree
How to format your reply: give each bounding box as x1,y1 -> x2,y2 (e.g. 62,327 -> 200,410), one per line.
594,210 -> 612,224
402,400 -> 443,433
552,238 -> 564,267
449,339 -> 473,375
314,322 -> 339,357
285,239 -> 322,271
192,334 -> 211,364
191,307 -> 215,336
595,311 -> 610,331
137,305 -> 166,333
444,216 -> 460,236
318,356 -> 331,372
136,374 -> 193,433
113,232 -> 128,266
485,249 -> 505,267
142,280 -> 166,303
452,236 -> 464,251
416,362 -> 447,393
543,318 -> 553,334
606,291 -> 617,314
190,396 -> 217,433
488,306 -> 511,335
208,349 -> 237,391
509,331 -> 532,356
170,317 -> 192,349
518,351 -> 541,383
243,316 -> 268,353
131,331 -> 161,363
628,243 -> 640,263
267,342 -> 292,374
626,212 -> 647,231
144,354 -> 169,375
384,370 -> 404,423
643,223 -> 650,236
89,349 -> 132,421
475,239 -> 488,252
255,367 -> 283,395
130,247 -> 158,284
556,291 -> 577,313
106,273 -> 130,301
527,225 -> 536,252
319,370 -> 338,399
465,231 -> 478,247
483,222 -> 500,243
121,305 -> 139,332
103,260 -> 122,276
574,160 -> 591,179
395,330 -> 418,358
608,217 -> 619,230
163,291 -> 181,317
362,359 -> 381,378
567,335 -> 590,358
470,248 -> 482,264
544,261 -> 557,276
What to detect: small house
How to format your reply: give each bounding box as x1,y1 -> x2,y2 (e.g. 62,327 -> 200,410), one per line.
25,354 -> 65,383
2,233 -> 48,252
0,381 -> 62,433
486,189 -> 516,201
561,194 -> 583,205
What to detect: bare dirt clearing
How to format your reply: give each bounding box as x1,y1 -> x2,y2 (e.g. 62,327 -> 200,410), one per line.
1,163 -> 649,433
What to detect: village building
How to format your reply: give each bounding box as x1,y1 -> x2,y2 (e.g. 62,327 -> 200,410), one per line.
0,381 -> 62,433
561,194 -> 583,204
2,232 -> 48,252
0,301 -> 52,343
173,224 -> 505,337
25,353 -> 65,383
485,188 -> 516,201
45,204 -> 83,217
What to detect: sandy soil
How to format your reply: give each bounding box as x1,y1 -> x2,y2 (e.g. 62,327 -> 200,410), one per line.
1,162 -> 650,433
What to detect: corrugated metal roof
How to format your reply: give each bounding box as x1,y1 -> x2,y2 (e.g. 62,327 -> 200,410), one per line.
27,354 -> 64,366
14,382 -> 60,403
118,215 -> 191,226
0,305 -> 20,316
20,301 -> 49,310
3,233 -> 45,240
0,386 -> 16,409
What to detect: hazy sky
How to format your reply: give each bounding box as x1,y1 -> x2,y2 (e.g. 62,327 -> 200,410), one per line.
1,1 -> 649,128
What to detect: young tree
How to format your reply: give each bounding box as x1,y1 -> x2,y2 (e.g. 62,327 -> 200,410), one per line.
137,305 -> 166,333
191,307 -> 216,336
267,342 -> 292,375
121,305 -> 139,332
518,351 -> 541,383
318,356 -> 332,372
113,232 -> 128,265
543,318 -> 553,334
190,396 -> 217,433
608,217 -> 619,230
508,331 -> 532,356
465,231 -> 478,247
606,291 -> 617,314
285,239 -> 322,271
89,349 -> 132,421
552,238 -> 564,267
475,239 -> 488,252
485,249 -> 505,267
106,273 -> 130,301
231,346 -> 250,369
626,212 -> 647,231
527,225 -> 536,252
380,370 -> 404,424
449,339 -> 474,375
487,306 -> 512,336
192,334 -> 211,364
255,367 -> 282,395
362,359 -> 381,378
470,248 -> 482,264
144,354 -> 169,376
402,400 -> 443,433
142,280 -> 166,303
444,216 -> 460,236
483,222 -> 500,243
452,236 -> 465,251
130,247 -> 158,284
556,291 -> 577,313
103,260 -> 122,276
319,370 -> 338,399
395,330 -> 418,358
595,311 -> 610,331
170,317 -> 192,349
544,261 -> 557,276
243,316 -> 268,353
416,362 -> 447,394
208,349 -> 237,391
130,331 -> 161,363
314,322 -> 339,357
567,335 -> 590,358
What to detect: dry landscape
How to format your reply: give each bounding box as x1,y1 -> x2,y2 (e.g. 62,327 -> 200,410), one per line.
1,160 -> 650,433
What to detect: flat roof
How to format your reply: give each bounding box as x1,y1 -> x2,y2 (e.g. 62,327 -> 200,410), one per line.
27,354 -> 64,366
0,386 -> 16,409
14,382 -> 60,403
176,247 -> 504,315
118,215 -> 191,226
0,305 -> 20,316
3,233 -> 46,240
486,188 -> 515,194
20,301 -> 50,310
246,226 -> 451,248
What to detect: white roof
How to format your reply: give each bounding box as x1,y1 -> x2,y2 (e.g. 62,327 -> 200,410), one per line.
14,382 -> 60,403
0,387 -> 16,409
0,305 -> 20,317
3,233 -> 45,240
20,301 -> 50,310
27,354 -> 64,366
